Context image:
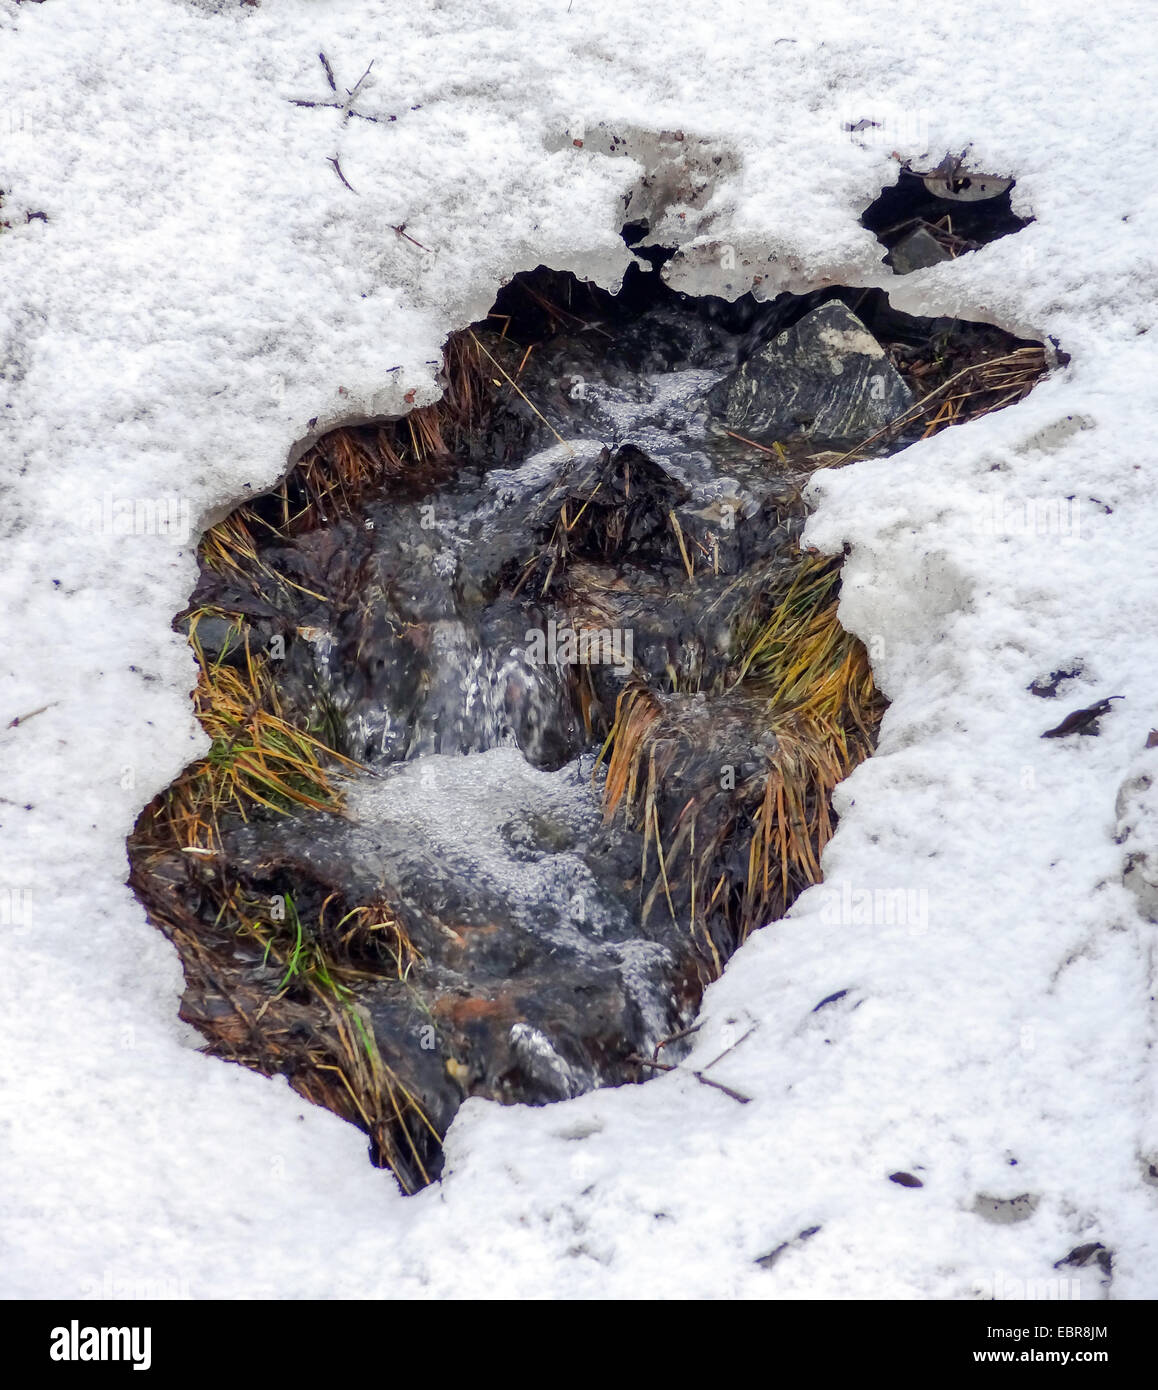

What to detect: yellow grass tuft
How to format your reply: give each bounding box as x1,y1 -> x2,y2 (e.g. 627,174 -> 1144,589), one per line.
598,555 -> 884,963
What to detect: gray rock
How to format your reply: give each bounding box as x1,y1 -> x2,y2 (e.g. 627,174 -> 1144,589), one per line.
708,300 -> 913,446
889,225 -> 953,276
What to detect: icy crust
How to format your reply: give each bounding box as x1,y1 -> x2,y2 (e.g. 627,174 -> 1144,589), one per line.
350,752 -> 680,1049
347,750 -> 620,943
2,0 -> 1158,1299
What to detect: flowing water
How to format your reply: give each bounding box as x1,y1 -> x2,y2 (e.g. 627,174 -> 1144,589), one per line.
133,264 -> 1048,1188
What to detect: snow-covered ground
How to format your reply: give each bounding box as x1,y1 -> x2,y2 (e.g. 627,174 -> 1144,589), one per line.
2,0 -> 1157,1298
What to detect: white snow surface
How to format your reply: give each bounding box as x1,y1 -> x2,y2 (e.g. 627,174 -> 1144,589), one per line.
2,0 -> 1158,1299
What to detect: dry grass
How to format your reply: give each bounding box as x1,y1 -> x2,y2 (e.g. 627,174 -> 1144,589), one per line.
129,613 -> 438,1190
598,555 -> 883,964
824,344 -> 1047,468
163,909 -> 438,1191
155,613 -> 355,853
128,325 -> 523,1191
730,557 -> 880,739
203,328 -> 499,555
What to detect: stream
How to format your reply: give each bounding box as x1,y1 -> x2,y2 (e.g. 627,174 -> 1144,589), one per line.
131,249 -> 1048,1189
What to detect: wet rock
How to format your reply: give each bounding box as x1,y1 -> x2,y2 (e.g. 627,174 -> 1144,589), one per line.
180,612 -> 248,664
707,301 -> 914,446
249,485 -> 591,769
606,304 -> 738,374
222,748 -> 702,1142
253,434 -> 799,778
500,809 -> 576,857
888,224 -> 953,275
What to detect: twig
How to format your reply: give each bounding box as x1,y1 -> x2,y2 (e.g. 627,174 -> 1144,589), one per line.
692,1070 -> 752,1104
468,331 -> 574,455
627,1053 -> 752,1104
5,703 -> 55,731
652,1022 -> 703,1058
700,1022 -> 759,1071
327,156 -> 357,193
339,61 -> 376,125
668,510 -> 695,580
288,56 -> 395,126
723,428 -> 786,457
391,223 -> 432,252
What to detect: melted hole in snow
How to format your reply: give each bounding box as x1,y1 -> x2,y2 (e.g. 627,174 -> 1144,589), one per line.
128,255 -> 1053,1192
861,164 -> 1031,275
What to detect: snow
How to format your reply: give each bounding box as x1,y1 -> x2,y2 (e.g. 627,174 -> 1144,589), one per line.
2,0 -> 1157,1299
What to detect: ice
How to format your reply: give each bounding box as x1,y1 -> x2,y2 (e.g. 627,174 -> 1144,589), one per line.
346,748 -> 610,939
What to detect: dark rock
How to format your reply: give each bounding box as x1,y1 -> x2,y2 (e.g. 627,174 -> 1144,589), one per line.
812,989 -> 849,1012
888,225 -> 952,276
1054,1242 -> 1112,1276
181,613 -> 249,664
222,748 -> 702,1133
889,1171 -> 924,1188
707,301 -> 913,446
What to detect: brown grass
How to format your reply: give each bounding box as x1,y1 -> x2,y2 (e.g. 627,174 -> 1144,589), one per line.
203,328 -> 500,557
128,323 -> 530,1191
129,613 -> 438,1189
135,280 -> 1031,1185
598,555 -> 883,965
824,345 -> 1047,468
